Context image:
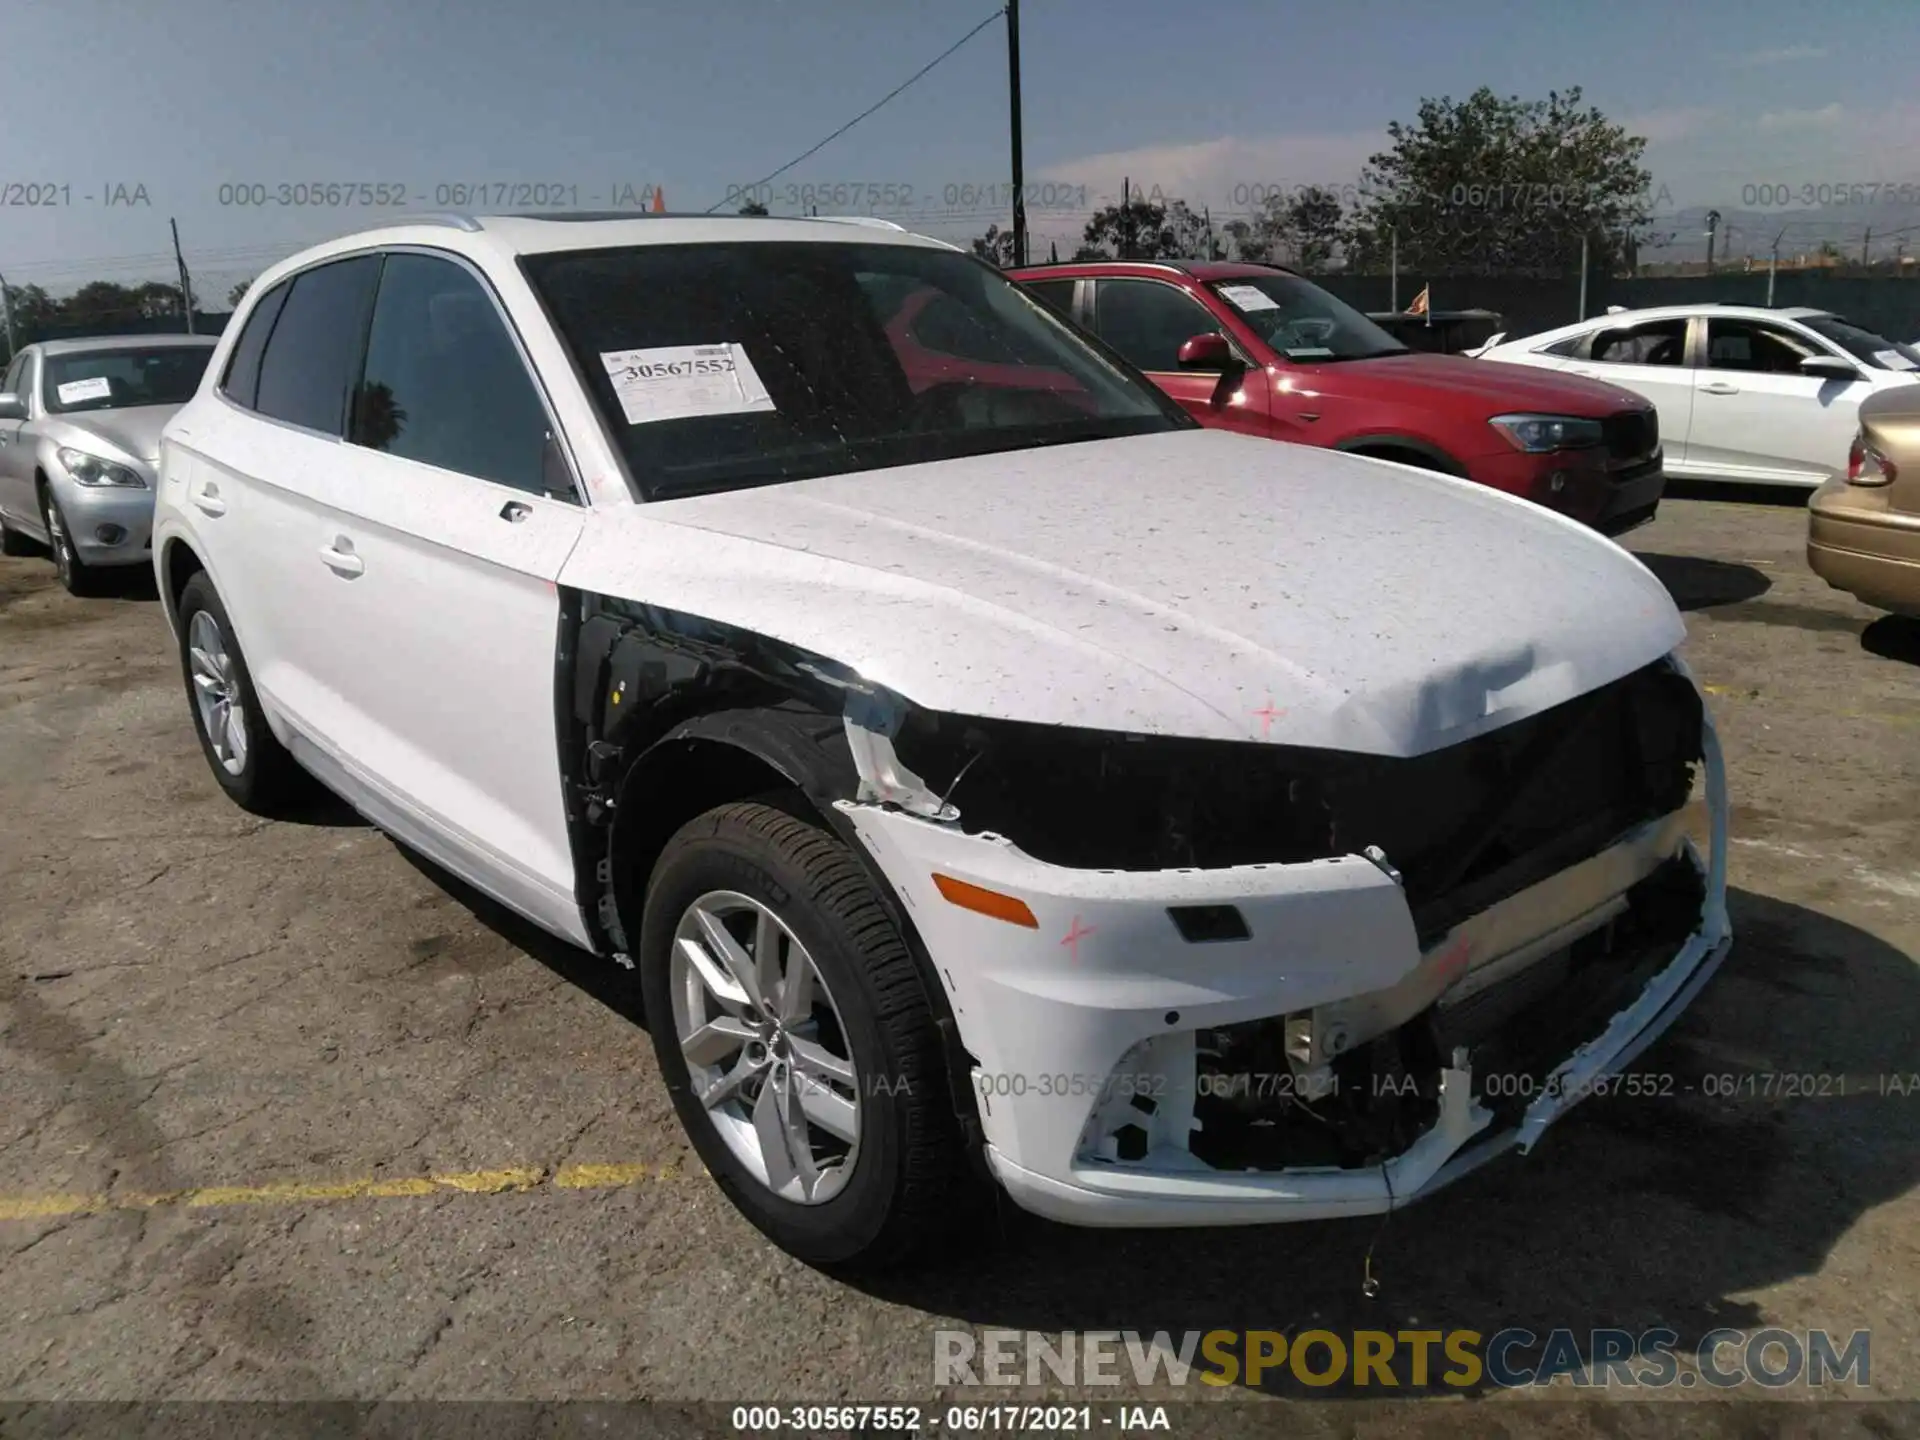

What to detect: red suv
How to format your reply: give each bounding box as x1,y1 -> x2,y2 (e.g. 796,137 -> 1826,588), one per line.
1008,260 -> 1665,535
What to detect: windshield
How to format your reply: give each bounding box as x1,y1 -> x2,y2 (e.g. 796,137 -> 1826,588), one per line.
1800,315 -> 1920,373
42,345 -> 213,414
522,241 -> 1188,501
1205,274 -> 1409,362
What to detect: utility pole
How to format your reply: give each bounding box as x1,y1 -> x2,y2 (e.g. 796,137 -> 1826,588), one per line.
1005,0 -> 1026,268
1577,233 -> 1589,320
1862,226 -> 1872,267
1768,225 -> 1788,306
0,272 -> 15,360
1389,227 -> 1398,311
1203,205 -> 1214,260
1704,209 -> 1719,273
170,218 -> 197,334
1121,176 -> 1129,259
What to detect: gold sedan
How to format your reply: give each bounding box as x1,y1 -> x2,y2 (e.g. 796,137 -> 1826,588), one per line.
1808,385 -> 1920,618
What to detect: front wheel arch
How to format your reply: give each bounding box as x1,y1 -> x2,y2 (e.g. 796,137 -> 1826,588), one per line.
602,718 -> 989,1172
1335,435 -> 1469,476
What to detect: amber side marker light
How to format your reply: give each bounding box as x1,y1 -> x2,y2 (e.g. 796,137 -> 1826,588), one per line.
932,873 -> 1039,928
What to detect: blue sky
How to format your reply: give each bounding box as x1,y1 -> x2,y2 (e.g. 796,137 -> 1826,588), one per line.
5,0 -> 1916,294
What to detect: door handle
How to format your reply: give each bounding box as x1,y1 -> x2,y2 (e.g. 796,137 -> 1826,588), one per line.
319,539 -> 364,577
499,500 -> 531,523
193,492 -> 227,517
1702,382 -> 1740,395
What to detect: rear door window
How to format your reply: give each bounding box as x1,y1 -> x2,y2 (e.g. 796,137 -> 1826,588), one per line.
254,256 -> 381,434
1022,278 -> 1077,318
1589,318 -> 1687,366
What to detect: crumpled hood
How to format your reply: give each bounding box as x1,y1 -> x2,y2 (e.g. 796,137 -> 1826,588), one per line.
1340,352 -> 1650,414
45,406 -> 177,465
562,428 -> 1684,757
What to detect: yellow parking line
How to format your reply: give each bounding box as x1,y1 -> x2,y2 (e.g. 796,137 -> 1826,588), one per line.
0,1161 -> 682,1223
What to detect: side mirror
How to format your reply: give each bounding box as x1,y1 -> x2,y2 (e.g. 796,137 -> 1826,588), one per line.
0,392 -> 25,422
1177,333 -> 1236,372
1801,355 -> 1861,382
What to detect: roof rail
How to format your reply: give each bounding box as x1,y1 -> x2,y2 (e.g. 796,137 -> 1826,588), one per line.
809,216 -> 908,231
393,212 -> 484,232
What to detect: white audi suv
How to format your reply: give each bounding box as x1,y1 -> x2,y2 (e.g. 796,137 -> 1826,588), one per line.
153,213 -> 1731,1267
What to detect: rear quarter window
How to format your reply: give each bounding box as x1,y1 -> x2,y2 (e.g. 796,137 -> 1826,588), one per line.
220,280 -> 292,410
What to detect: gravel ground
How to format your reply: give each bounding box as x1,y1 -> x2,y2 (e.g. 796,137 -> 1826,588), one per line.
1,491 -> 1916,1427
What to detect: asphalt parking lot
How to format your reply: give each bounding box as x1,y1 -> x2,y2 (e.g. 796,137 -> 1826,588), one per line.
2,492 -> 1918,1415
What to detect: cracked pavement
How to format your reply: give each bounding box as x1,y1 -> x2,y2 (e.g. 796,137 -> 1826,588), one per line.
0,494 -> 1917,1414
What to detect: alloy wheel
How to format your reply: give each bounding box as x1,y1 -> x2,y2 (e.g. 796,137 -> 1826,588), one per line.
187,609 -> 249,776
41,493 -> 72,584
670,890 -> 861,1204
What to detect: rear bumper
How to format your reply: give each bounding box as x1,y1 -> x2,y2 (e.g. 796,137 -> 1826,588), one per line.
1807,480 -> 1920,617
841,660 -> 1730,1227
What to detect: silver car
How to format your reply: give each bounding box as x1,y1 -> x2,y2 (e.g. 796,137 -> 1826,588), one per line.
0,334 -> 219,593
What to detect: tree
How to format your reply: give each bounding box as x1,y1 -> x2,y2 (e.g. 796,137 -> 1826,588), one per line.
62,281 -> 144,329
971,224 -> 1017,267
130,281 -> 185,320
6,284 -> 61,342
227,278 -> 253,308
1273,187 -> 1344,272
1220,217 -> 1273,265
737,199 -> 769,216
1342,86 -> 1657,276
1165,201 -> 1224,260
1078,196 -> 1176,260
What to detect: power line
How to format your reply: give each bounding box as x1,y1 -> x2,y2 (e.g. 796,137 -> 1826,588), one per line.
705,7 -> 1005,214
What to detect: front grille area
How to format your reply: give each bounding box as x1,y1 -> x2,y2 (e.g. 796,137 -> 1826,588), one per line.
1603,407 -> 1659,462
897,661 -> 1703,942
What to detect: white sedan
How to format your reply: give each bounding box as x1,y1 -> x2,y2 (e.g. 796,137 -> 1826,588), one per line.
152,214 -> 1730,1268
1477,304 -> 1920,487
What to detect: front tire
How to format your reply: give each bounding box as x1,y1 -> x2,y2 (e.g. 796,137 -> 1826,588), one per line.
39,485 -> 104,596
639,801 -> 979,1269
175,571 -> 305,815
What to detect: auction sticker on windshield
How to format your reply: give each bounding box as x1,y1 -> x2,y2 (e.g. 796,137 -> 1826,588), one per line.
56,376 -> 113,405
1874,350 -> 1917,371
598,343 -> 774,425
1218,283 -> 1280,312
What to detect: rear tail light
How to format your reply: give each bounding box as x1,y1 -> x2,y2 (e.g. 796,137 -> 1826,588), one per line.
1847,432 -> 1897,486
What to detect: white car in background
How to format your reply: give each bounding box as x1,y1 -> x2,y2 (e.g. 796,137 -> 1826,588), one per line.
152,214 -> 1729,1269
1477,305 -> 1920,488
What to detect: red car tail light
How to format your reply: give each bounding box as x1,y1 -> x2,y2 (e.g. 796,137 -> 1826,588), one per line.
1848,432 -> 1897,486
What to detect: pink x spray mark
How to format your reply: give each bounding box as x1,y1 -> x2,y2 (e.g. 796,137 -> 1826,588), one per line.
1251,698 -> 1287,739
1061,915 -> 1097,965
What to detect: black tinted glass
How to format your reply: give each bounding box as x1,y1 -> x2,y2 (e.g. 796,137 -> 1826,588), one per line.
351,254 -> 552,494
255,256 -> 380,433
221,280 -> 291,410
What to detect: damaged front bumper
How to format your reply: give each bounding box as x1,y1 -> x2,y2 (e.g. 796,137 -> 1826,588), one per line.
838,662 -> 1731,1228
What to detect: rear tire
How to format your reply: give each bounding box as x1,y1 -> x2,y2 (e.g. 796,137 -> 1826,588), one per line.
639,801 -> 980,1269
175,571 -> 306,815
